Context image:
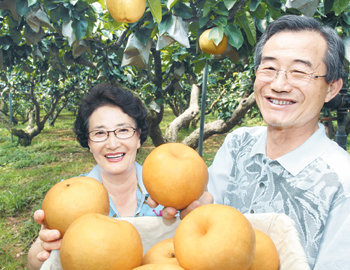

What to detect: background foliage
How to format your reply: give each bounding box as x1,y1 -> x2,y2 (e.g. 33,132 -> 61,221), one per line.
1,0 -> 349,147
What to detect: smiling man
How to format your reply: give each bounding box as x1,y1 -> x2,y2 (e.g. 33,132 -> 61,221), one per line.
207,15 -> 350,269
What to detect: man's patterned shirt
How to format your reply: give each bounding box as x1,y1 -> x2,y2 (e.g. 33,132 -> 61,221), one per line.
208,125 -> 350,269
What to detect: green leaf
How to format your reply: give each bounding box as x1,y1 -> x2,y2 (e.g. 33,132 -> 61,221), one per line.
224,0 -> 237,10
70,0 -> 79,6
193,58 -> 206,73
199,16 -> 210,28
266,0 -> 281,9
98,0 -> 106,9
28,0 -> 38,7
215,2 -> 229,16
134,29 -> 152,46
167,0 -> 178,10
266,2 -> 281,19
72,19 -> 88,41
344,36 -> 350,62
332,0 -> 349,15
50,6 -> 70,23
148,0 -> 162,24
0,49 -> 3,70
251,3 -> 266,20
214,8 -> 229,16
203,1 -> 216,17
225,24 -> 243,50
209,26 -> 224,46
9,27 -> 22,44
212,16 -> 227,27
173,2 -> 193,19
158,14 -> 173,35
45,3 -> 59,11
16,0 -> 29,16
236,12 -> 256,46
249,0 -> 262,12
344,12 -> 350,25
324,0 -> 335,14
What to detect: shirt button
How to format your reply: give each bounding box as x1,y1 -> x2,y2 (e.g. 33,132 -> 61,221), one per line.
250,209 -> 254,213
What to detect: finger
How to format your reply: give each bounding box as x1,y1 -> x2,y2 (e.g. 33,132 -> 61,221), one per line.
179,200 -> 201,219
198,191 -> 213,204
162,207 -> 178,220
41,239 -> 62,252
33,209 -> 45,225
37,250 -> 51,262
146,196 -> 159,208
39,229 -> 61,243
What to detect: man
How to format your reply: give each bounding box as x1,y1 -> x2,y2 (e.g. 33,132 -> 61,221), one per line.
206,15 -> 350,269
158,14 -> 349,270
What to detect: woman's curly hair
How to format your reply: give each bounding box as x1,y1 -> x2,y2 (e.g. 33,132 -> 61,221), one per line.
73,83 -> 148,148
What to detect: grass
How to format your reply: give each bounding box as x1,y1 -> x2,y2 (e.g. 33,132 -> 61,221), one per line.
0,113 -> 98,269
0,109 -> 236,269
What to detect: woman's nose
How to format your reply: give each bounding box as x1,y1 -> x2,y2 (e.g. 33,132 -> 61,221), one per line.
105,132 -> 121,148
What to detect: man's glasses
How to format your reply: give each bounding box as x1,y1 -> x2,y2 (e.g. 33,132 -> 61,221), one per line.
255,65 -> 327,87
88,127 -> 137,142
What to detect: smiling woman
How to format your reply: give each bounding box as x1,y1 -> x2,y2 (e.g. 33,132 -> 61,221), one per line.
27,83 -> 163,270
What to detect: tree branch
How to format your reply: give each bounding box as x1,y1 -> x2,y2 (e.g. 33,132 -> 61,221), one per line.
183,92 -> 256,148
165,84 -> 201,142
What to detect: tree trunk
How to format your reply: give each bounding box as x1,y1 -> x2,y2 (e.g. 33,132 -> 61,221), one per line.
49,98 -> 69,126
147,107 -> 165,147
11,128 -> 32,146
5,82 -> 72,146
165,84 -> 200,142
183,92 -> 256,148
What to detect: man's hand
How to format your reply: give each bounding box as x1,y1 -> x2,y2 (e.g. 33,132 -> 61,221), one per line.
147,191 -> 213,220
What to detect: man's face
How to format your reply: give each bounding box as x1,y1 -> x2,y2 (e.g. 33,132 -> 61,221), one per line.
254,30 -> 338,132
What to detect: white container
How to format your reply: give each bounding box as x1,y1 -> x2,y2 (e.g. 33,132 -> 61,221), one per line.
41,213 -> 310,270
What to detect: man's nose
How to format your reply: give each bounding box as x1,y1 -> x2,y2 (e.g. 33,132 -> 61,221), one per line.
270,70 -> 293,92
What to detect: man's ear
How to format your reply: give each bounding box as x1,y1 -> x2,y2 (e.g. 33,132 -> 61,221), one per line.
325,78 -> 343,103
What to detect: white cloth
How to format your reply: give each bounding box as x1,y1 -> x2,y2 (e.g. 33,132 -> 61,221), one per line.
41,213 -> 309,270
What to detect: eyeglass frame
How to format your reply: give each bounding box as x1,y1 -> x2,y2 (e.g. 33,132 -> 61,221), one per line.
88,126 -> 138,142
255,65 -> 327,86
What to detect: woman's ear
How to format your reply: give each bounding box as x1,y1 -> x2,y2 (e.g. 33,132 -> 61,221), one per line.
137,129 -> 141,150
325,78 -> 343,102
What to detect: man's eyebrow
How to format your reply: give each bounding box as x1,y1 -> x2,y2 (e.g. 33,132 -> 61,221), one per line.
261,56 -> 276,62
293,59 -> 313,67
261,56 -> 313,67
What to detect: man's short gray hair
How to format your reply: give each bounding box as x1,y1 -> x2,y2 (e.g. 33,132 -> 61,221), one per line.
254,15 -> 345,83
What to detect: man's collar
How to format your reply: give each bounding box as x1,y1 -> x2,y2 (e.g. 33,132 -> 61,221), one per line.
250,124 -> 328,176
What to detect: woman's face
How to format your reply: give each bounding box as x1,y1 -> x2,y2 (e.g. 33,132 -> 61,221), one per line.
87,104 -> 141,178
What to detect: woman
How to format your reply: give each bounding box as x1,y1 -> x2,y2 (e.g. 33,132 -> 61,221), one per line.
27,83 -> 163,270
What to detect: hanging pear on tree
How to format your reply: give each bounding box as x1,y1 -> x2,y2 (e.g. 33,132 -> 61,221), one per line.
106,0 -> 146,23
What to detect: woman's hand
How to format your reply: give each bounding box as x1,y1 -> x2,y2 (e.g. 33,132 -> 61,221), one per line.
147,191 -> 213,220
33,210 -> 62,261
27,210 -> 62,270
